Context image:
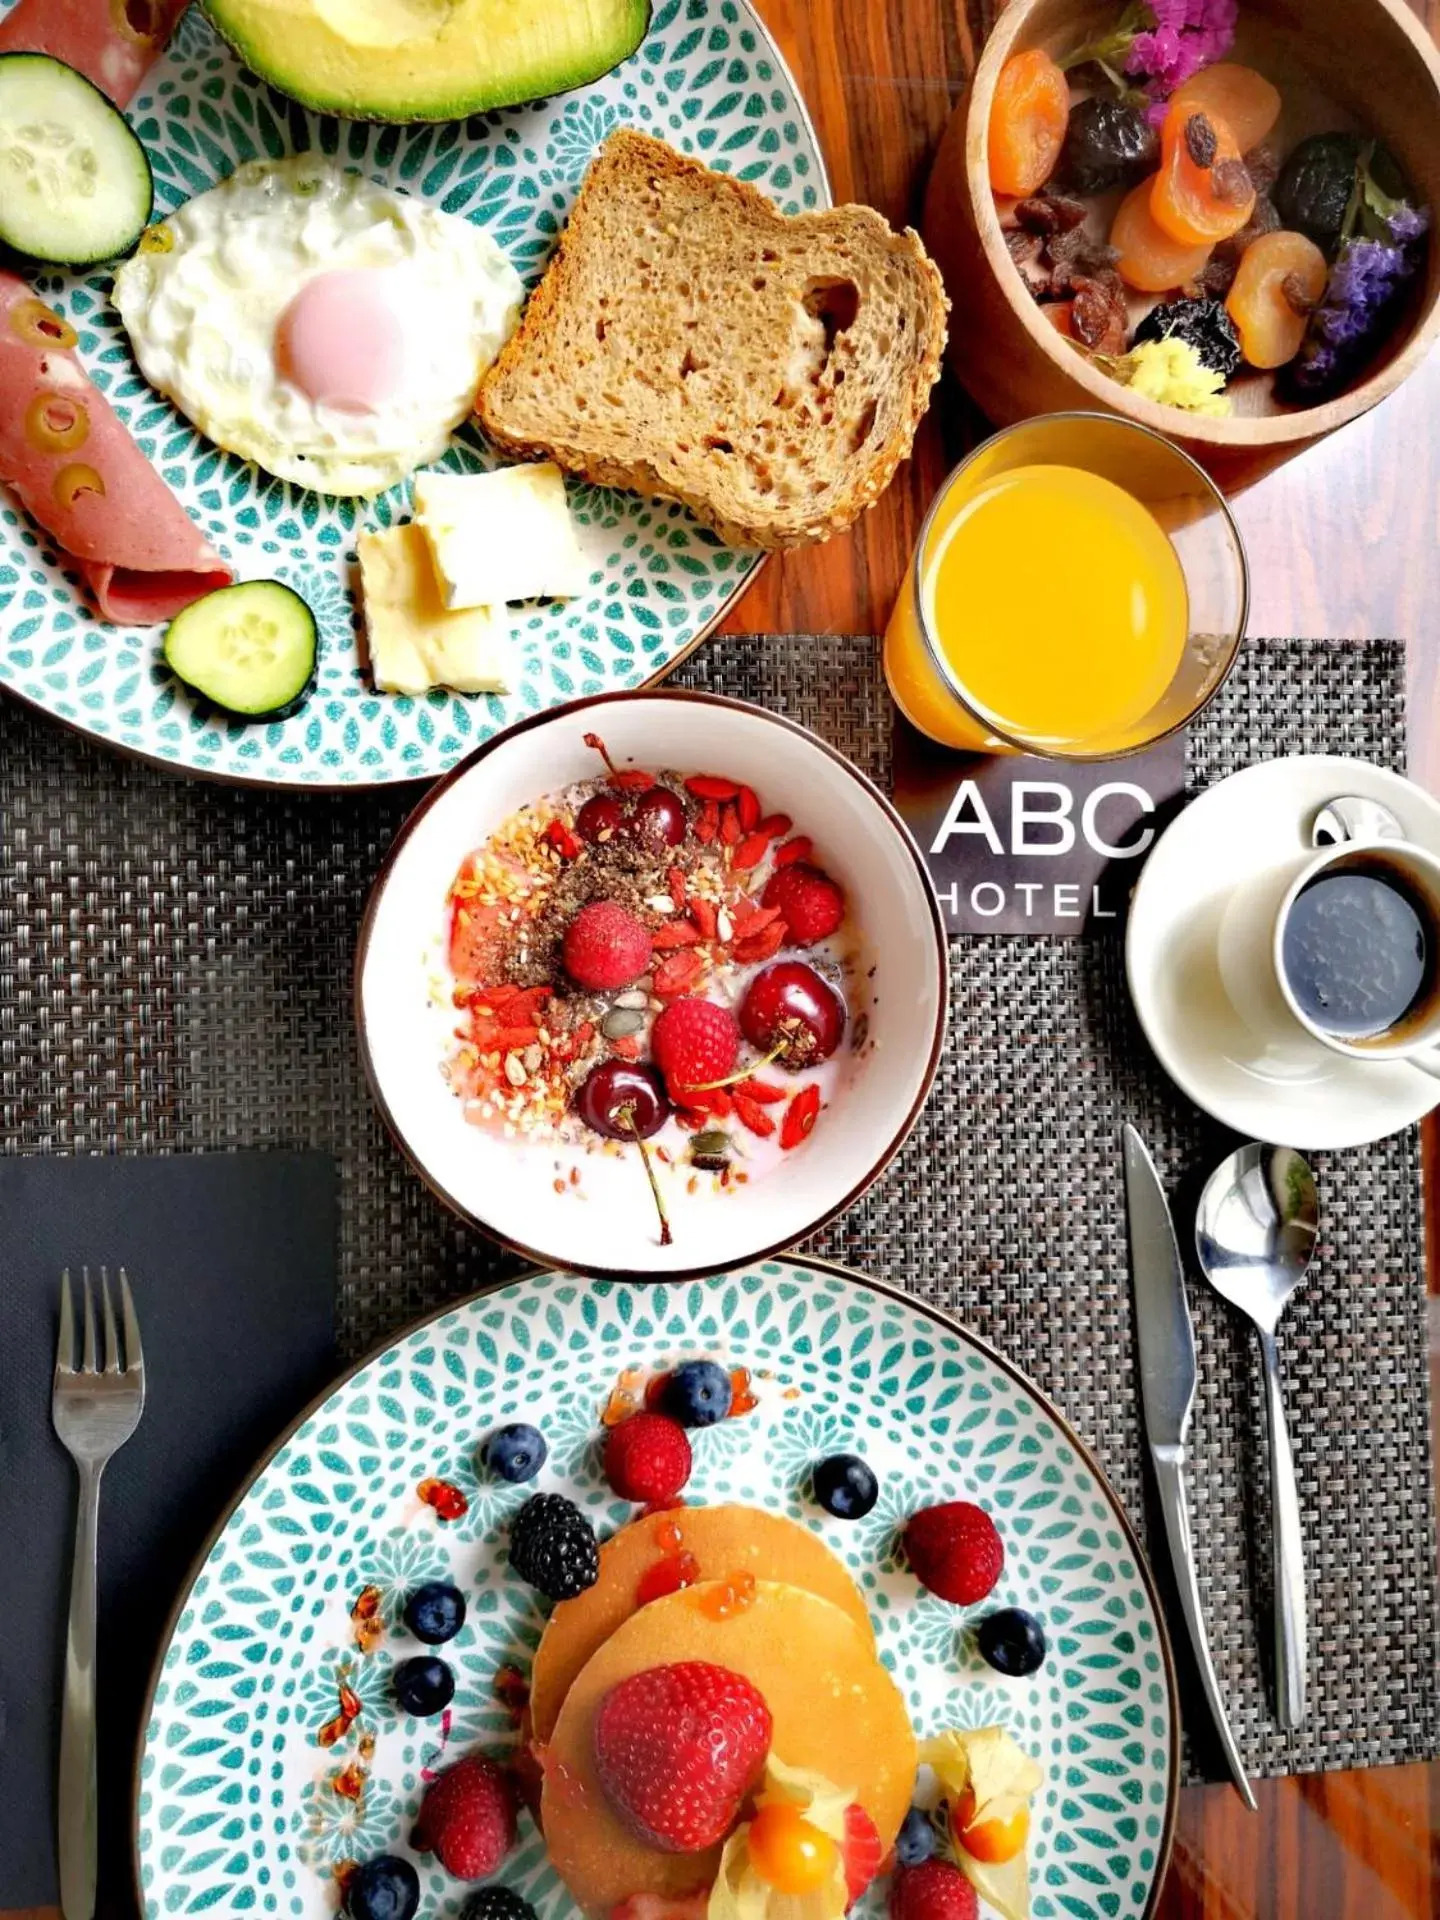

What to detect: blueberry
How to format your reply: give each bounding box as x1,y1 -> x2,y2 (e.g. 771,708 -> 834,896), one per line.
977,1607 -> 1046,1677
393,1654 -> 455,1717
403,1580 -> 466,1645
661,1360 -> 733,1428
346,1854 -> 419,1920
895,1806 -> 937,1868
812,1452 -> 878,1520
485,1421 -> 548,1483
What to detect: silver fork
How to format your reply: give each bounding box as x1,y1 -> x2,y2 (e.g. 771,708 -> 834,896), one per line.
51,1268 -> 146,1920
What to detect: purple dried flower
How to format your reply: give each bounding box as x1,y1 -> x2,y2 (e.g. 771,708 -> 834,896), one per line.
1284,209 -> 1429,397
1387,204 -> 1431,245
1124,0 -> 1238,115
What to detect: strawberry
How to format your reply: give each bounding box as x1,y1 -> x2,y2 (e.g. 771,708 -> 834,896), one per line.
563,901 -> 653,992
843,1803 -> 884,1903
903,1501 -> 1004,1605
605,1412 -> 693,1503
889,1860 -> 979,1920
651,997 -> 740,1096
411,1752 -> 517,1880
593,1662 -> 773,1852
762,863 -> 846,946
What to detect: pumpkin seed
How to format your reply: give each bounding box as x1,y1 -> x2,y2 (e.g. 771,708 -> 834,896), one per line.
690,1129 -> 731,1157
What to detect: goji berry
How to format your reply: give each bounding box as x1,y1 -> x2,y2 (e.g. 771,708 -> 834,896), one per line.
736,785 -> 761,831
677,1086 -> 733,1120
689,896 -> 718,940
755,813 -> 793,840
653,950 -> 704,996
732,1077 -> 785,1103
652,921 -> 702,950
696,799 -> 720,845
729,903 -> 783,938
542,818 -> 582,859
668,866 -> 688,911
610,1033 -> 644,1061
732,832 -> 770,871
494,1024 -> 541,1049
774,835 -> 813,867
719,804 -> 742,847
780,1084 -> 822,1150
573,1020 -> 594,1049
685,774 -> 740,802
733,1092 -> 776,1138
732,922 -> 787,964
610,768 -> 657,791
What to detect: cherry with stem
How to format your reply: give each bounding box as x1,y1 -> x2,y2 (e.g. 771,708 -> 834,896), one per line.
619,1101 -> 673,1247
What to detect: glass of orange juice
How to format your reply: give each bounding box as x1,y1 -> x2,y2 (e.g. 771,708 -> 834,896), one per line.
884,412 -> 1248,758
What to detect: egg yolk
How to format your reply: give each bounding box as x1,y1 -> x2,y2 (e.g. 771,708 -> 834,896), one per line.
276,268 -> 406,414
747,1805 -> 840,1893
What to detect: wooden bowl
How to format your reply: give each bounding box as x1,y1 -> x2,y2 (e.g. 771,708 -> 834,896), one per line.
923,0 -> 1440,489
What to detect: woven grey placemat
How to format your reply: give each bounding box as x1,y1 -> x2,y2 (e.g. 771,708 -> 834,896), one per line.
0,634 -> 1431,1787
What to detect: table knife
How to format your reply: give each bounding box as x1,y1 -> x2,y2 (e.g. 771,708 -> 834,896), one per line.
1123,1123 -> 1257,1811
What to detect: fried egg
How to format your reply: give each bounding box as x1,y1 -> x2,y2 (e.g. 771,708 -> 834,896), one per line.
113,154 -> 523,496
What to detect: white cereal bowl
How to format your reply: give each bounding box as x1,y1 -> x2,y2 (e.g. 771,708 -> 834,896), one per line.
355,691 -> 949,1276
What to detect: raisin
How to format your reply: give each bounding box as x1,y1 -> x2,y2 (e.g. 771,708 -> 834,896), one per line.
1184,113 -> 1218,168
1006,227 -> 1054,296
1212,157 -> 1253,206
1014,191 -> 1089,234
1047,228 -> 1121,294
1281,270 -> 1319,316
1071,271 -> 1129,353
1243,142 -> 1280,197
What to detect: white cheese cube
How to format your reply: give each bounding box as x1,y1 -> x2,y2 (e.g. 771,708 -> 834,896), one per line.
412,461 -> 588,608
357,522 -> 509,696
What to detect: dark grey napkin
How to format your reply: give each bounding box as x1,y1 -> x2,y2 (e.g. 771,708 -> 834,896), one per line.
0,1151 -> 337,1913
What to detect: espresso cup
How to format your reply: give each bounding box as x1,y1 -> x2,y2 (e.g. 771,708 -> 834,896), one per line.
1217,832 -> 1440,1076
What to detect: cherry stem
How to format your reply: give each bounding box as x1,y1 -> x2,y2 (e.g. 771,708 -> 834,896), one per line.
682,1040 -> 788,1093
583,730 -> 620,778
619,1102 -> 673,1247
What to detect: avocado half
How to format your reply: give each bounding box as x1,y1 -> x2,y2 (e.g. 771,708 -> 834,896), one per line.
203,0 -> 651,122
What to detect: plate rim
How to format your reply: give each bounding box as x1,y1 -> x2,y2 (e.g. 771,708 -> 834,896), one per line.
1127,753 -> 1440,1147
129,1252 -> 1182,1920
351,685 -> 952,1281
1,0 -> 832,792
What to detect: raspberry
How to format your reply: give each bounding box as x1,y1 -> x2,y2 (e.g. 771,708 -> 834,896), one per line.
508,1492 -> 600,1600
903,1501 -> 1004,1605
411,1753 -> 517,1881
889,1860 -> 980,1920
593,1661 -> 773,1851
605,1411 -> 693,1503
761,863 -> 846,945
650,996 -> 741,1096
563,901 -> 653,992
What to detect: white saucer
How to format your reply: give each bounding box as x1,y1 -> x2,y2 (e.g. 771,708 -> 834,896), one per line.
1127,755 -> 1440,1149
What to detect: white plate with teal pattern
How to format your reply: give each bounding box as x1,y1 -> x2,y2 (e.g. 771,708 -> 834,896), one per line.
0,0 -> 827,788
135,1258 -> 1178,1920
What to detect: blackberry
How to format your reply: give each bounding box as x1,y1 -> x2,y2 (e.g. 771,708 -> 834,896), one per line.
461,1891 -> 538,1920
1132,297 -> 1242,378
508,1492 -> 600,1600
1058,96 -> 1157,194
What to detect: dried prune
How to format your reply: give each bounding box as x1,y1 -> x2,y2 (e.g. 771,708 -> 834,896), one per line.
1058,96 -> 1158,194
1273,134 -> 1363,253
1132,296 -> 1242,377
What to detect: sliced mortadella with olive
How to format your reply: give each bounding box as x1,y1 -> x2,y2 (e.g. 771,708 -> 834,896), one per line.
0,271 -> 233,624
0,0 -> 189,106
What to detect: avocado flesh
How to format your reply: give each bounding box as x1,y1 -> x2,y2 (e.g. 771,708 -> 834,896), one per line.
203,0 -> 651,122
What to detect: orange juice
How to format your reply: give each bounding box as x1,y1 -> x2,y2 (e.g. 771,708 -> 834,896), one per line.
886,463 -> 1189,753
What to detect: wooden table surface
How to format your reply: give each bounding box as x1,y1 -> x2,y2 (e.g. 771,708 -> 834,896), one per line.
14,5 -> 1440,1919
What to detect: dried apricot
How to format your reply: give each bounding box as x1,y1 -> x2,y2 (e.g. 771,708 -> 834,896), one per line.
1111,176 -> 1214,293
1224,229 -> 1328,368
1150,102 -> 1256,246
988,49 -> 1070,197
1170,64 -> 1281,153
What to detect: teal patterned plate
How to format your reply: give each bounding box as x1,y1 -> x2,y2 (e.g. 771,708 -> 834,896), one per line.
0,0 -> 826,786
135,1259 -> 1178,1920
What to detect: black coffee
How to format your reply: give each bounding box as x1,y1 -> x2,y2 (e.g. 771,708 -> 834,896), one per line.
1281,868 -> 1430,1040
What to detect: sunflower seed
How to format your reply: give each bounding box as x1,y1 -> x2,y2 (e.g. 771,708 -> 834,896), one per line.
716,909 -> 734,942
522,1044 -> 544,1072
645,895 -> 678,914
614,988 -> 649,1010
503,1052 -> 527,1087
602,1008 -> 645,1040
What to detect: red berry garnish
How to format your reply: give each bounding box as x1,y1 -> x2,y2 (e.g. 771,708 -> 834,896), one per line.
762,863 -> 846,945
739,962 -> 845,1068
411,1752 -> 517,1880
651,996 -> 741,1095
903,1501 -> 1004,1605
576,1060 -> 670,1141
564,901 -> 653,991
604,1411 -> 693,1503
889,1860 -> 980,1920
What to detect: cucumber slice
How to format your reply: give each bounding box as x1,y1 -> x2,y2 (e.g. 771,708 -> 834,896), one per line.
164,581 -> 318,719
0,54 -> 153,265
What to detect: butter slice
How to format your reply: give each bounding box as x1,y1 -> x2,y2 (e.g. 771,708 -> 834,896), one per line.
357,522 -> 509,696
412,462 -> 588,608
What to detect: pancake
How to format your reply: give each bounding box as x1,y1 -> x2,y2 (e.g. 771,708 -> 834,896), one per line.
540,1580 -> 917,1917
530,1505 -> 874,1743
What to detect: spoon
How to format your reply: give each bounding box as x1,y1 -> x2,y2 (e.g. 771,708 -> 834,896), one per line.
1195,1143 -> 1320,1729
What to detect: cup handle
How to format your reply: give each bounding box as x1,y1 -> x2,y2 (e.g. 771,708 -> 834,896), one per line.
1410,1047 -> 1440,1080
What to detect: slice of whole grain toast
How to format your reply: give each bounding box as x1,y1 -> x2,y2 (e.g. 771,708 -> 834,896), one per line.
475,129 -> 948,550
